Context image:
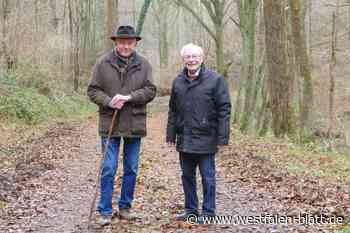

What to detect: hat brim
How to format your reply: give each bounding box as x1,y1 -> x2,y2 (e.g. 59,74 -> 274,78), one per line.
110,35 -> 142,41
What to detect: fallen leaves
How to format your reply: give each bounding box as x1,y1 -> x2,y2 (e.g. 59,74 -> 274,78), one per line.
0,97 -> 349,232
218,128 -> 350,232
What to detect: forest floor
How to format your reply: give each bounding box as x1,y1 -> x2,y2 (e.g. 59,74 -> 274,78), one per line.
0,96 -> 349,233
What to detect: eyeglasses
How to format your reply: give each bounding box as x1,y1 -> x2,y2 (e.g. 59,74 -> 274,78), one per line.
183,54 -> 202,60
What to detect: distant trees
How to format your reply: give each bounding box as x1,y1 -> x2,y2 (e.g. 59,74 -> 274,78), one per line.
229,0 -> 314,139
3,0 -> 346,141
175,0 -> 233,78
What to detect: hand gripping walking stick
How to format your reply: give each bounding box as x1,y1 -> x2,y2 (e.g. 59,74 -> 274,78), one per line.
88,110 -> 118,230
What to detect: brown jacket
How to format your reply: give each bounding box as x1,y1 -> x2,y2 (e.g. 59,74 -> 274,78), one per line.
87,50 -> 156,137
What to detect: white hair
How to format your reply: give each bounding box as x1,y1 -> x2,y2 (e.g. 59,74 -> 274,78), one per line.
180,43 -> 204,57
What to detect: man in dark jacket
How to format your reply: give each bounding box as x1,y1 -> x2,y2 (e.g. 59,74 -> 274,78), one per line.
87,25 -> 156,226
166,43 -> 231,222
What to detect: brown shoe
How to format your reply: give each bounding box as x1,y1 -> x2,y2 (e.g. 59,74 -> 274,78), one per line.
118,208 -> 138,220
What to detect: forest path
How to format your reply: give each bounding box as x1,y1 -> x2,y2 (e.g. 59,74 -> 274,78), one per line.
0,97 -> 339,233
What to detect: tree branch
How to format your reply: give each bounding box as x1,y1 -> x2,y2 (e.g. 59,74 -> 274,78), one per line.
230,16 -> 241,30
136,0 -> 153,36
223,0 -> 234,17
311,26 -> 350,48
201,0 -> 217,24
175,0 -> 216,41
325,3 -> 350,7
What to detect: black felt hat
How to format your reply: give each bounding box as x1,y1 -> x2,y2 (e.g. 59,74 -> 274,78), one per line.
110,25 -> 141,41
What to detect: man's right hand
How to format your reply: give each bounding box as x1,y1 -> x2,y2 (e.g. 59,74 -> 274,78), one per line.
109,94 -> 131,109
109,99 -> 125,109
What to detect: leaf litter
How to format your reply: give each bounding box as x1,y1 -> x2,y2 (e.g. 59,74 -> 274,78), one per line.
0,96 -> 348,233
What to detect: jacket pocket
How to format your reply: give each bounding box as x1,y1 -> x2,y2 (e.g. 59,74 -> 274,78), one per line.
99,114 -> 113,134
132,106 -> 147,115
98,107 -> 115,134
131,106 -> 147,135
191,117 -> 211,135
200,117 -> 212,133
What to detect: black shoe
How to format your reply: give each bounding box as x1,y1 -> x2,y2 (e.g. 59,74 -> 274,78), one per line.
175,211 -> 198,221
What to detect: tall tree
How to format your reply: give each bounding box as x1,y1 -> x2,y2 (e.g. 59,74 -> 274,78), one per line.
1,0 -> 13,71
105,0 -> 119,50
290,0 -> 314,137
153,0 -> 173,68
233,0 -> 258,132
264,0 -> 295,137
49,0 -> 59,32
80,0 -> 95,68
348,0 -> 350,45
308,0 -> 312,57
68,0 -> 85,91
328,12 -> 336,137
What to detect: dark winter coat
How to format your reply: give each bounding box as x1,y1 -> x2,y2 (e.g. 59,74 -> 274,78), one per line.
87,50 -> 156,137
166,65 -> 231,154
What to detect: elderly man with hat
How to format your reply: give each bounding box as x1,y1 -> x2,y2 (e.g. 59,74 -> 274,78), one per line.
87,25 -> 156,226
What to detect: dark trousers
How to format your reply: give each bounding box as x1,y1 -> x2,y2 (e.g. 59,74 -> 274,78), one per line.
179,152 -> 216,216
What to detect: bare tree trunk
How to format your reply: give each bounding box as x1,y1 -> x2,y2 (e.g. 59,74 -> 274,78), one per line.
308,0 -> 312,58
286,5 -> 297,138
153,0 -> 169,68
328,12 -> 336,138
255,2 -> 268,133
73,37 -> 80,92
33,0 -> 39,64
236,0 -> 258,132
348,0 -> 350,46
2,0 -> 17,71
12,0 -> 20,67
105,0 -> 119,51
215,25 -> 226,77
1,1 -> 5,69
258,75 -> 271,136
334,0 -> 340,56
264,0 -> 294,137
290,0 -> 314,137
49,0 -> 59,32
233,82 -> 243,124
91,0 -> 97,54
67,0 -> 80,91
61,0 -> 67,72
252,55 -> 265,119
80,0 -> 93,69
68,0 -> 73,64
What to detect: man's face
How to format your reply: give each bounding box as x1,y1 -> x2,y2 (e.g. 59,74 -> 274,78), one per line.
182,49 -> 203,72
115,38 -> 137,57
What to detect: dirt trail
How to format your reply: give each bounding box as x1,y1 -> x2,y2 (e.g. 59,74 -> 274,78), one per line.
0,97 -> 334,233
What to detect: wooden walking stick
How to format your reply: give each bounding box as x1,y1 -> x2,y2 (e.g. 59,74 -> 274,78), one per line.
88,110 -> 118,230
